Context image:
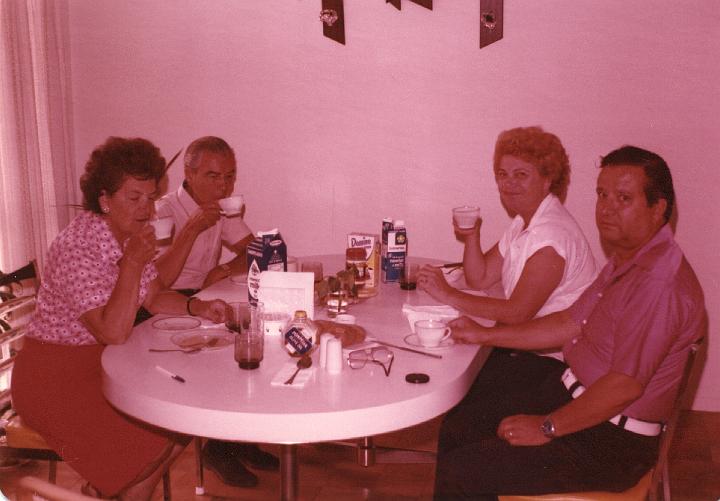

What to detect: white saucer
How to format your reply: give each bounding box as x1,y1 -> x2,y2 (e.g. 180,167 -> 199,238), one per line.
404,333 -> 454,350
152,316 -> 201,331
171,329 -> 234,350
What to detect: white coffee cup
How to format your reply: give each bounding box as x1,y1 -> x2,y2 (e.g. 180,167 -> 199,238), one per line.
219,195 -> 244,216
452,206 -> 481,229
414,319 -> 452,347
149,217 -> 174,240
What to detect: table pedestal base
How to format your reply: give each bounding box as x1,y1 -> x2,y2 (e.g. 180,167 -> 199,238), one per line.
332,436 -> 437,466
280,443 -> 298,501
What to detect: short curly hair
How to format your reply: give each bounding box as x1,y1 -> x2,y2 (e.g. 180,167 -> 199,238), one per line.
80,137 -> 166,213
493,126 -> 571,202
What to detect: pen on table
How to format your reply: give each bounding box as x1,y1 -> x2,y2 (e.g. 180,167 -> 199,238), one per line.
155,365 -> 186,383
372,339 -> 442,359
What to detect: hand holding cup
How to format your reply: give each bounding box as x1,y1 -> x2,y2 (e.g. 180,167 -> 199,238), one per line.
414,320 -> 452,347
149,216 -> 174,240
452,206 -> 481,240
218,195 -> 244,216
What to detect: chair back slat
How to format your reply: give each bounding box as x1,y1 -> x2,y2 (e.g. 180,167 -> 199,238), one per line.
648,337 -> 704,501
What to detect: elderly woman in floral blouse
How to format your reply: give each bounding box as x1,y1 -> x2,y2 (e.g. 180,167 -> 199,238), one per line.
12,137 -> 227,500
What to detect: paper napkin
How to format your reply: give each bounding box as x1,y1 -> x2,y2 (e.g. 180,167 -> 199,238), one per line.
270,361 -> 315,388
402,304 -> 460,333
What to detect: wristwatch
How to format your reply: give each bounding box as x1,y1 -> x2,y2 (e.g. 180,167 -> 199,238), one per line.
541,416 -> 556,439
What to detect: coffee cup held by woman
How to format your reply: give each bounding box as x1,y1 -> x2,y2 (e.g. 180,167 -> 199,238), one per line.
11,137 -> 228,500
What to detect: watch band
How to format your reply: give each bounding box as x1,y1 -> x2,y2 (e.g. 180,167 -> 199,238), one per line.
186,297 -> 197,317
541,416 -> 556,438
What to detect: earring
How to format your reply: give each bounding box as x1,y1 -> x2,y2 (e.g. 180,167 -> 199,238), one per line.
101,206 -> 110,214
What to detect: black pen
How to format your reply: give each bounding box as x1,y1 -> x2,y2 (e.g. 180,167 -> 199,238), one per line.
155,365 -> 186,383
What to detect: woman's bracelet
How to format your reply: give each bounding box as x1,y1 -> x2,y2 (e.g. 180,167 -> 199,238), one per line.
186,297 -> 198,316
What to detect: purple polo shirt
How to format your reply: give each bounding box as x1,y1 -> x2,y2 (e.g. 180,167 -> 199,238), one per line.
563,225 -> 705,422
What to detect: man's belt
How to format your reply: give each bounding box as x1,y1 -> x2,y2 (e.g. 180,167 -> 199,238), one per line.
561,368 -> 662,437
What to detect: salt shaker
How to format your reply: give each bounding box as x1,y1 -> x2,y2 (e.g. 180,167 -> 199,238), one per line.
319,333 -> 334,369
326,338 -> 343,374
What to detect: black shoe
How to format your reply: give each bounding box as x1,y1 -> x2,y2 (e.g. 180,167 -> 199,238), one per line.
236,443 -> 280,471
203,441 -> 259,488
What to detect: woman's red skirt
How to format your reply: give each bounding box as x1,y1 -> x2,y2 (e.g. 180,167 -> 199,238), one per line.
11,337 -> 175,496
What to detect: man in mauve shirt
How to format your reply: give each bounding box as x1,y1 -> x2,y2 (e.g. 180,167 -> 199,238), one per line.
432,145 -> 706,500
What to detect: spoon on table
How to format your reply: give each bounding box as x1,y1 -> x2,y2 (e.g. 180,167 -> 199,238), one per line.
148,338 -> 220,354
284,355 -> 312,385
148,347 -> 201,354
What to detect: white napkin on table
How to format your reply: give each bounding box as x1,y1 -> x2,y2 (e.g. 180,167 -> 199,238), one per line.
270,361 -> 315,388
402,304 -> 460,333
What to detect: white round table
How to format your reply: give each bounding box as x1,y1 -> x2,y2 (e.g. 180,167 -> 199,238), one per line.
102,255 -> 491,499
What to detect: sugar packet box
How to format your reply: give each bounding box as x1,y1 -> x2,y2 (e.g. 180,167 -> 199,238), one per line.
347,232 -> 379,298
247,229 -> 287,305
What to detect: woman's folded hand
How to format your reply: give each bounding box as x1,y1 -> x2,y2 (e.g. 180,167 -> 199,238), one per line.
195,299 -> 228,324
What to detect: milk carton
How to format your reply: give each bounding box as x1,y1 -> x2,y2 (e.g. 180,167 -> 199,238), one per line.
247,229 -> 287,305
347,232 -> 380,298
382,220 -> 407,283
381,217 -> 393,272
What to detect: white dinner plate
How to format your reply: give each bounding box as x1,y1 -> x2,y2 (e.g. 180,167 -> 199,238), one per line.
403,333 -> 454,350
170,329 -> 234,350
152,316 -> 202,331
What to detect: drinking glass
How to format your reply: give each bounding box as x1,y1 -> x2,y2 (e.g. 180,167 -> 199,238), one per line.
234,302 -> 264,370
301,261 -> 324,283
326,290 -> 349,318
400,261 -> 419,290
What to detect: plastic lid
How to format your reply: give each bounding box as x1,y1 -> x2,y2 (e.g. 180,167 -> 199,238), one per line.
393,220 -> 405,228
294,310 -> 307,319
256,228 -> 279,236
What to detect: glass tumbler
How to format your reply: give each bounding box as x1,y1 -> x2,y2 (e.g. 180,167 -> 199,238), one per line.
234,302 -> 264,370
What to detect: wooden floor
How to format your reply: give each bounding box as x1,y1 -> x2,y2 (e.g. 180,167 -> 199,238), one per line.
1,411 -> 719,500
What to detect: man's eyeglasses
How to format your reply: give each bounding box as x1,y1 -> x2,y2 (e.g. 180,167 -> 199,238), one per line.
347,347 -> 394,377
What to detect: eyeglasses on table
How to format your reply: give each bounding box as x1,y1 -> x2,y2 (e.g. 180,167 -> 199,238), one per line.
347,347 -> 394,376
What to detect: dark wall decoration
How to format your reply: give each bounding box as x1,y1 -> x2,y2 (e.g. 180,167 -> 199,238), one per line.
321,0 -> 345,45
321,1 -> 503,48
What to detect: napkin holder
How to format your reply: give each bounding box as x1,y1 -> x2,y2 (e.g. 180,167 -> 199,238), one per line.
259,271 -> 315,319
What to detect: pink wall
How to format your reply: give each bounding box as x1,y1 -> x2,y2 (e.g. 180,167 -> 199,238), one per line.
67,1 -> 720,410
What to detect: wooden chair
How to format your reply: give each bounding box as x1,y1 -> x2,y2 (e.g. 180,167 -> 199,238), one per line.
0,260 -> 38,333
0,260 -> 172,499
499,339 -> 703,501
2,413 -> 172,499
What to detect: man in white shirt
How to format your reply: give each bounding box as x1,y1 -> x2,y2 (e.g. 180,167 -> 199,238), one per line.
155,136 -> 253,291
155,136 -> 277,488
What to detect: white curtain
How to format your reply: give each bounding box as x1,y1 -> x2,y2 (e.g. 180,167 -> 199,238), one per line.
0,0 -> 75,274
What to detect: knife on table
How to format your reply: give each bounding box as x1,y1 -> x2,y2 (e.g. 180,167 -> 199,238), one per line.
371,339 -> 443,359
